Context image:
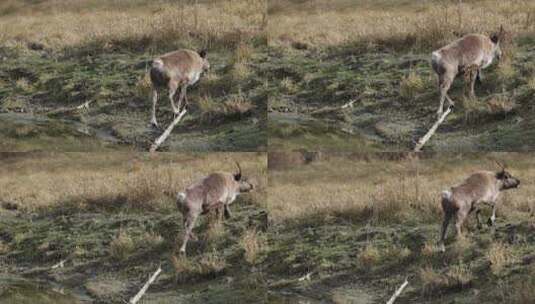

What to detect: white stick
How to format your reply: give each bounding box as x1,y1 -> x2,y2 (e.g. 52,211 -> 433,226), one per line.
386,279 -> 409,304
51,259 -> 67,269
149,109 -> 187,152
129,266 -> 162,304
298,272 -> 312,281
46,100 -> 93,115
413,106 -> 452,152
341,99 -> 357,109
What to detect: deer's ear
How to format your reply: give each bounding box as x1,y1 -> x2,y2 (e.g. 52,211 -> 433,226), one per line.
198,49 -> 207,58
234,172 -> 241,181
490,34 -> 499,44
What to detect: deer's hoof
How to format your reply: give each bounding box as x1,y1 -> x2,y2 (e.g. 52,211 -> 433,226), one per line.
487,218 -> 494,227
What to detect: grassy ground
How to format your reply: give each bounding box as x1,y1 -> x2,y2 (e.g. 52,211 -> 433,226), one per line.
1,152 -> 534,303
267,152 -> 535,303
0,152 -> 269,303
268,0 -> 535,151
0,0 -> 267,152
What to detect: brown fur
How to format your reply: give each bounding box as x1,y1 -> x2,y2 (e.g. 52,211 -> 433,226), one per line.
439,167 -> 520,252
149,49 -> 209,127
176,164 -> 253,254
431,28 -> 504,117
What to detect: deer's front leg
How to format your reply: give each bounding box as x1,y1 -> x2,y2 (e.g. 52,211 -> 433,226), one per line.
487,203 -> 497,227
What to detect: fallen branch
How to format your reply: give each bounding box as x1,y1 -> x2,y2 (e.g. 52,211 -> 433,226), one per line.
129,265 -> 162,304
413,106 -> 452,152
298,272 -> 313,282
386,279 -> 409,304
45,100 -> 93,116
149,109 -> 187,152
310,98 -> 359,117
340,99 -> 358,109
51,259 -> 67,269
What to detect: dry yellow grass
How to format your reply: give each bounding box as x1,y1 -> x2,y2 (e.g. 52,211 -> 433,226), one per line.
269,0 -> 535,49
268,153 -> 535,224
240,228 -> 266,264
199,92 -> 254,123
109,230 -> 135,261
0,0 -> 266,51
171,250 -> 227,282
400,70 -> 426,101
0,152 -> 267,213
357,244 -> 380,268
419,266 -> 449,295
487,241 -> 515,275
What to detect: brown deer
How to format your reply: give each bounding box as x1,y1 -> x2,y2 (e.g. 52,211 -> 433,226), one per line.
149,49 -> 210,128
438,161 -> 520,252
431,26 -> 504,117
175,162 -> 254,254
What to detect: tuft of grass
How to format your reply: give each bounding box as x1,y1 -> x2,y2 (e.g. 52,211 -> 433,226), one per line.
171,254 -> 197,282
487,95 -> 517,115
357,244 -> 381,268
135,73 -> 152,100
224,93 -> 254,115
400,71 -> 425,100
497,61 -> 517,84
280,77 -> 299,94
526,76 -> 535,91
15,78 -> 31,91
231,61 -> 251,81
240,228 -> 266,265
486,242 -> 514,275
419,266 -> 449,296
445,237 -> 473,262
199,92 -> 253,123
204,217 -> 225,243
421,241 -> 438,260
141,232 -> 164,249
172,251 -> 227,283
198,251 -> 227,276
0,240 -> 10,255
109,230 -> 135,261
233,41 -> 254,64
446,262 -> 473,288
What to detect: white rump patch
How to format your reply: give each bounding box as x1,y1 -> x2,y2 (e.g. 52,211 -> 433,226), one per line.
431,51 -> 441,63
441,190 -> 452,200
177,192 -> 186,204
152,58 -> 164,68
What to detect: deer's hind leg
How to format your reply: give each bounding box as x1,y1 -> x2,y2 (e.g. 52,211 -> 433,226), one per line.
438,72 -> 455,116
168,80 -> 180,114
177,83 -> 189,112
464,65 -> 478,99
439,211 -> 453,252
179,210 -> 200,254
151,89 -> 159,127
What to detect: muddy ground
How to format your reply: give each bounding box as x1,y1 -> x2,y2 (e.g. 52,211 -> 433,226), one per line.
0,44 -> 267,152
267,36 -> 535,152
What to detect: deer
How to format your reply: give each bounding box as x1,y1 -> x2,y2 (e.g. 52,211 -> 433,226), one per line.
149,49 -> 210,128
438,161 -> 520,252
431,26 -> 505,117
175,162 -> 254,254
